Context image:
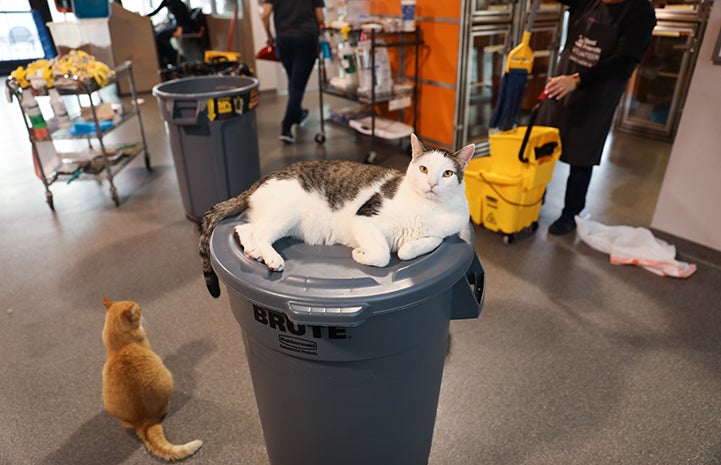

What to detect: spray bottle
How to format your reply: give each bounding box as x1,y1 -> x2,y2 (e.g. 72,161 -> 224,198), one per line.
48,87 -> 71,127
21,91 -> 49,140
337,25 -> 358,90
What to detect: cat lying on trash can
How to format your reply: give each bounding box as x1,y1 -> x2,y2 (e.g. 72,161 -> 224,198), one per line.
198,133 -> 476,298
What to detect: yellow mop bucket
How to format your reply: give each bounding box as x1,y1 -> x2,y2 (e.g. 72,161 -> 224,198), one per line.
489,125 -> 561,187
466,92 -> 561,242
465,161 -> 546,241
465,156 -> 492,226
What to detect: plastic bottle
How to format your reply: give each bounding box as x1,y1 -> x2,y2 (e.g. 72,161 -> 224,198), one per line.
21,91 -> 49,140
337,0 -> 348,21
338,25 -> 358,89
401,0 -> 416,32
48,88 -> 71,127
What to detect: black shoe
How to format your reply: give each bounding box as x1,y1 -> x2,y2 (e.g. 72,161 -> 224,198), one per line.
279,131 -> 295,144
297,109 -> 310,127
548,215 -> 577,235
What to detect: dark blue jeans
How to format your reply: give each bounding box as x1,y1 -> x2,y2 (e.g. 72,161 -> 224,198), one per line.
275,34 -> 318,133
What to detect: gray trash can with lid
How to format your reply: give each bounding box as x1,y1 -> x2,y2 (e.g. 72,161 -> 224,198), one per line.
153,76 -> 260,222
210,214 -> 484,465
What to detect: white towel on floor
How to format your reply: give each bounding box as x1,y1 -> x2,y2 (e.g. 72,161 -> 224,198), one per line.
575,216 -> 697,278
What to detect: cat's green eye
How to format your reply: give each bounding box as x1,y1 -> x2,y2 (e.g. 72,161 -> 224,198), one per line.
443,170 -> 454,178
419,165 -> 428,173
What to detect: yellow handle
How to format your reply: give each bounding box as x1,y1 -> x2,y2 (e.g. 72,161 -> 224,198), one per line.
505,31 -> 534,73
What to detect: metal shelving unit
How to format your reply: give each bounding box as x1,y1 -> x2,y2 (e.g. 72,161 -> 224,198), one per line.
316,27 -> 423,163
5,61 -> 150,210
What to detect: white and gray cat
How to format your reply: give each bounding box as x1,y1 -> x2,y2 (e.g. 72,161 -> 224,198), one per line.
198,133 -> 475,297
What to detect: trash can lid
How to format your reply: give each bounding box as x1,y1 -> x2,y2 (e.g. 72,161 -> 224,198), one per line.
152,75 -> 258,99
210,214 -> 477,327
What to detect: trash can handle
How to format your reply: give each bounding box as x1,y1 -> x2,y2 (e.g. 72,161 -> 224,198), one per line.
450,253 -> 485,320
169,98 -> 204,126
286,302 -> 369,327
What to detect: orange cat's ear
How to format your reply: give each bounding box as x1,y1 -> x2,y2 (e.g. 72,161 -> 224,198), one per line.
123,304 -> 141,325
102,297 -> 114,310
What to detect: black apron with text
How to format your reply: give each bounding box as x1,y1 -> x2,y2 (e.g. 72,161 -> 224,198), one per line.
537,0 -> 632,166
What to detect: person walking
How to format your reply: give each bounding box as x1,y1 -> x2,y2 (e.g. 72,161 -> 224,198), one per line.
538,0 -> 656,235
262,0 -> 325,143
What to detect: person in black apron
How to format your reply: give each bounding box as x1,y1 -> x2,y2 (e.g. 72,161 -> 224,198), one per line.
537,0 -> 656,235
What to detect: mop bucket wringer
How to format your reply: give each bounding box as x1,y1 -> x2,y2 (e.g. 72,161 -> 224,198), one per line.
465,125 -> 561,243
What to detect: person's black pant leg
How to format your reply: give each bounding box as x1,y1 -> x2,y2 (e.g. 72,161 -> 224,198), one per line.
277,34 -> 318,133
562,164 -> 594,218
155,25 -> 178,67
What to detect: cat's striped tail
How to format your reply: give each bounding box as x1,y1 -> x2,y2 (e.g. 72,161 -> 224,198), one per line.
198,192 -> 251,298
137,423 -> 203,461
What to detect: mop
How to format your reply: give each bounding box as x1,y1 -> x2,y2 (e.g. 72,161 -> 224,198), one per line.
489,0 -> 541,131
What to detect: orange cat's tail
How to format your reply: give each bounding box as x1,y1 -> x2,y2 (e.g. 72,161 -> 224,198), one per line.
137,423 -> 203,461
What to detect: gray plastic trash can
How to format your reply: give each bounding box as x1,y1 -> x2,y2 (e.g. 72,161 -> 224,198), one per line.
210,214 -> 485,465
153,76 -> 260,222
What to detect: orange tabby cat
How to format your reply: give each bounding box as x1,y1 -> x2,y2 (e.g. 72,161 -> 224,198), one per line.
101,297 -> 203,461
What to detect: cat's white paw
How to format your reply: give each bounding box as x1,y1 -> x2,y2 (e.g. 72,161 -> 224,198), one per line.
264,255 -> 285,272
259,244 -> 284,271
397,244 -> 420,260
397,251 -> 416,260
234,225 -> 262,260
398,237 -> 443,261
352,248 -> 389,267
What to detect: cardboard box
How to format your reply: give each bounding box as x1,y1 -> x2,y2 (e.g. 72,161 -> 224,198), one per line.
47,18 -> 114,66
108,3 -> 160,94
48,4 -> 160,95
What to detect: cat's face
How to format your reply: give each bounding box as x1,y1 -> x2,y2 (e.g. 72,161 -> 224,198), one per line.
102,297 -> 142,334
407,134 -> 475,200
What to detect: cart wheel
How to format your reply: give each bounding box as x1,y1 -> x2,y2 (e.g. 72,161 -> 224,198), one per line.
531,221 -> 539,232
315,132 -> 326,144
503,233 -> 516,245
365,151 -> 377,164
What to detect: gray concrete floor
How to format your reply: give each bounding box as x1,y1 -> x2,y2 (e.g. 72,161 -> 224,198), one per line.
1,81 -> 720,465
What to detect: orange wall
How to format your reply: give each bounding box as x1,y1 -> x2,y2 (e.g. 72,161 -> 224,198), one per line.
368,0 -> 398,15
370,0 -> 462,148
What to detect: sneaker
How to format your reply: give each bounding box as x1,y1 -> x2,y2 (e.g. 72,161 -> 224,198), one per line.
279,131 -> 295,144
548,215 -> 577,236
297,109 -> 310,127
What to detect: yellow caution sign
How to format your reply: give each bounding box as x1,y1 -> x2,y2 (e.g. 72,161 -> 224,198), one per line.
207,92 -> 256,121
216,97 -> 233,115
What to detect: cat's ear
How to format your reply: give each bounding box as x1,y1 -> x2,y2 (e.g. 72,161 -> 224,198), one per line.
410,133 -> 426,160
102,297 -> 114,311
453,143 -> 476,171
123,305 -> 140,325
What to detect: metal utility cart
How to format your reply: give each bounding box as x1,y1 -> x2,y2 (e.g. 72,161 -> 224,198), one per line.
5,61 -> 150,211
316,27 -> 422,163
